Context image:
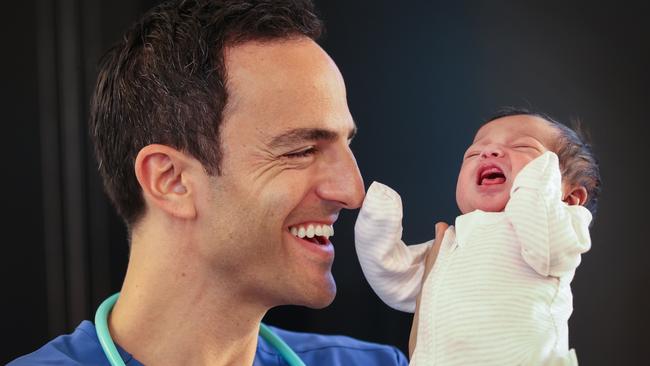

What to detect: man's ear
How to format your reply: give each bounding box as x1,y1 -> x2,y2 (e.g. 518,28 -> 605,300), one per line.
134,144 -> 197,220
563,185 -> 588,206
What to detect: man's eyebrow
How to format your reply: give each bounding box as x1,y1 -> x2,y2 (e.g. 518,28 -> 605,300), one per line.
268,126 -> 357,148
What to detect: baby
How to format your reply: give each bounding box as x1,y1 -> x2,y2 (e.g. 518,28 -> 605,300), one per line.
355,109 -> 601,365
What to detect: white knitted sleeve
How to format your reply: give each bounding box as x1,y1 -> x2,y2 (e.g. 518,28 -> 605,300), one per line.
354,182 -> 433,313
505,152 -> 592,277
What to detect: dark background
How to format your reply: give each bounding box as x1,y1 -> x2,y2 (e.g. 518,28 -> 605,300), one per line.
3,0 -> 649,364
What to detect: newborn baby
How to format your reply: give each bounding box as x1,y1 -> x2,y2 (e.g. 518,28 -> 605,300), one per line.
355,110 -> 600,365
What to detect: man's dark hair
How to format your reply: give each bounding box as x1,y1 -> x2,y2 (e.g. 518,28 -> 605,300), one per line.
90,0 -> 323,227
485,106 -> 602,216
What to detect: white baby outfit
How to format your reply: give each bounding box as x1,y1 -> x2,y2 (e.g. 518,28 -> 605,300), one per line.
355,152 -> 592,365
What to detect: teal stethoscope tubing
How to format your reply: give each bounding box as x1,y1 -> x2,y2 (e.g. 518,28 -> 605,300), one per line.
95,293 -> 123,366
95,292 -> 306,366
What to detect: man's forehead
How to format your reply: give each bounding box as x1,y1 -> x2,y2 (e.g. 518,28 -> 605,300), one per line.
224,38 -> 338,90
222,37 -> 349,121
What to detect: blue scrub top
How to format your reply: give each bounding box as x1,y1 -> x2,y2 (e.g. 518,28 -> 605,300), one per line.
9,321 -> 408,365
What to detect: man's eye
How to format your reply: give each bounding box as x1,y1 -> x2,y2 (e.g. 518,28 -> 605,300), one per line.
464,152 -> 479,159
285,147 -> 317,158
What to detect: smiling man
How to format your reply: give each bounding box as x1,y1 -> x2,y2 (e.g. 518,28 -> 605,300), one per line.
9,1 -> 407,365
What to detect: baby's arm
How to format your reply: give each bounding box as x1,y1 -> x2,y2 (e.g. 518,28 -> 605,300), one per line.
505,151 -> 592,278
354,182 -> 433,313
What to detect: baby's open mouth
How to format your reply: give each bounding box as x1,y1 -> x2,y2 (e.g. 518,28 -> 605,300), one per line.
478,166 -> 506,185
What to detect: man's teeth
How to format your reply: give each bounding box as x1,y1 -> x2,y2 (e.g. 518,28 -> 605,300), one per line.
289,224 -> 334,239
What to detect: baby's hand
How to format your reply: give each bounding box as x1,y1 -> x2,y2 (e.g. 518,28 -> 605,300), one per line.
356,181 -> 404,235
363,181 -> 403,211
510,151 -> 562,199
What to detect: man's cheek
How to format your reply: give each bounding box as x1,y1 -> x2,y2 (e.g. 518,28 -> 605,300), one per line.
258,192 -> 291,223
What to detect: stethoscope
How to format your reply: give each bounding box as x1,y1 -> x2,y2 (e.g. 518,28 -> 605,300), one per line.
95,293 -> 306,366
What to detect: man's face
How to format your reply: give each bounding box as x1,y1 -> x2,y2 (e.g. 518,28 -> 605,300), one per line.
195,38 -> 364,309
455,115 -> 558,214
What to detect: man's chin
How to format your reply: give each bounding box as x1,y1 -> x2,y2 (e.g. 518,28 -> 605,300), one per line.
299,279 -> 337,309
305,294 -> 336,309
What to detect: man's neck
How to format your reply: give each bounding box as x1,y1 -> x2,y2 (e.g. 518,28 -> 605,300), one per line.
108,230 -> 267,366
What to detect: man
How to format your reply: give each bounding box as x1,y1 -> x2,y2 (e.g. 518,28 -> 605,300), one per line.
10,0 -> 408,365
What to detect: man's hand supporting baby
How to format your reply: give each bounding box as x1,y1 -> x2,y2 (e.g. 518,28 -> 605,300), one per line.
409,222 -> 448,358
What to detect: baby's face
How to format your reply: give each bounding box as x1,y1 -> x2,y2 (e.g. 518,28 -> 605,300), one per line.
456,115 -> 559,214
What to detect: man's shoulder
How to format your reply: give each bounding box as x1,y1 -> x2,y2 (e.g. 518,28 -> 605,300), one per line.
10,321 -> 407,366
7,320 -> 138,366
259,325 -> 408,365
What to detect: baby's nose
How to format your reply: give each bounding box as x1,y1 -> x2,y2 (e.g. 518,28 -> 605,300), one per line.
480,145 -> 504,158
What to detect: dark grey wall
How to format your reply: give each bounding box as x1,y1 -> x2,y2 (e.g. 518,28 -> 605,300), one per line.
3,1 -> 648,364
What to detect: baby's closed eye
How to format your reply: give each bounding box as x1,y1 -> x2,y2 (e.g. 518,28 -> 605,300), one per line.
512,144 -> 540,152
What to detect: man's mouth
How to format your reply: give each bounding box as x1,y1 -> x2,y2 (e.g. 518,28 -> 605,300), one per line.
289,223 -> 333,245
477,165 -> 506,186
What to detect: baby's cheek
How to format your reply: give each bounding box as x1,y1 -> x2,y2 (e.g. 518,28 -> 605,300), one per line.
514,155 -> 536,174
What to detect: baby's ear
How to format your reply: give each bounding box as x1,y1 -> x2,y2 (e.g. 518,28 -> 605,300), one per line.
563,185 -> 588,206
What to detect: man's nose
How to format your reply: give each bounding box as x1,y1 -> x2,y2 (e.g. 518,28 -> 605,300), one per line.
480,144 -> 505,159
315,147 -> 365,209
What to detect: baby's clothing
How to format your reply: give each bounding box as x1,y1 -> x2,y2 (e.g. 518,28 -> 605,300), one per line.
355,152 -> 592,365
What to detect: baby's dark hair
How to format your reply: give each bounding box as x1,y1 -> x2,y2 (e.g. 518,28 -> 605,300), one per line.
485,107 -> 601,216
